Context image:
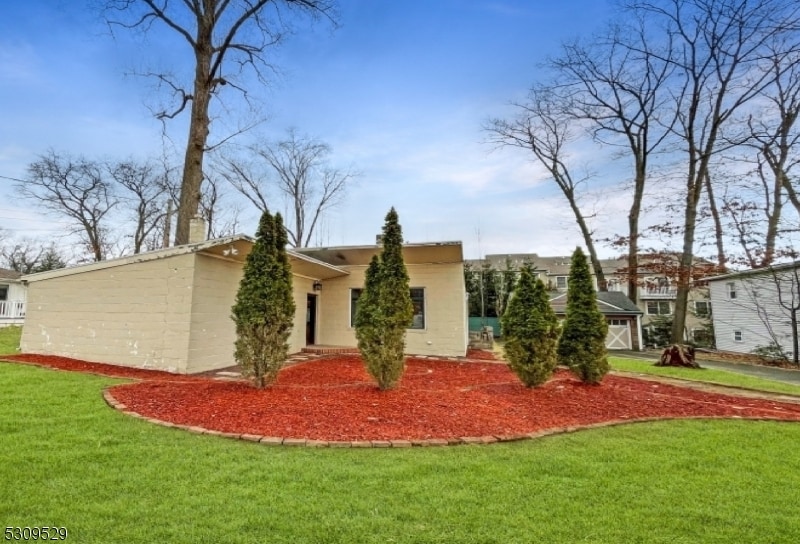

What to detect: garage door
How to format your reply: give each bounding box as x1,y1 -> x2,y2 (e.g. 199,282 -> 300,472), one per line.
606,319 -> 631,350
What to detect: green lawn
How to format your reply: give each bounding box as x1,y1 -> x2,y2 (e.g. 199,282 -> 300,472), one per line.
610,356 -> 800,396
2,361 -> 800,543
0,325 -> 21,355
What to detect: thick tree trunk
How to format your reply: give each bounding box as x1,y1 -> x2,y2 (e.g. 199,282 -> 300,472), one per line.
174,21 -> 213,246
627,166 -> 646,304
670,156 -> 707,345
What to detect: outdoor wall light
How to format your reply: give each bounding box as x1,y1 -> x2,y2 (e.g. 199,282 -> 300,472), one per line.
313,281 -> 323,292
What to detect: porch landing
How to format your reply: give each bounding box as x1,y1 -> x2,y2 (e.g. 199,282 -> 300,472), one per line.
302,345 -> 360,355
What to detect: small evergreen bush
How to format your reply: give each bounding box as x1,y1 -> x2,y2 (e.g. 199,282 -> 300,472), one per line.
557,247 -> 609,384
355,208 -> 414,390
501,264 -> 559,386
231,211 -> 295,388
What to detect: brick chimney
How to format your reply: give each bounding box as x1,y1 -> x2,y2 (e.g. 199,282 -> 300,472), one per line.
188,215 -> 207,244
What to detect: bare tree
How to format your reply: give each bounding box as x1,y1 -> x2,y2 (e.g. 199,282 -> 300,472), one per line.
102,0 -> 337,246
109,159 -> 170,254
2,239 -> 45,274
18,151 -> 118,262
1,239 -> 68,274
487,87 -> 610,290
626,0 -> 800,347
728,41 -> 800,267
217,129 -> 355,247
550,19 -> 675,303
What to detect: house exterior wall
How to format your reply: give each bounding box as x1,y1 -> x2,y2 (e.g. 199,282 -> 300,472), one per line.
186,254 -> 243,373
710,271 -> 796,356
318,262 -> 467,357
21,254 -> 196,372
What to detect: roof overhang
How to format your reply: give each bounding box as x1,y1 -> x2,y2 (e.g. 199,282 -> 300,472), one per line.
287,251 -> 350,280
295,241 -> 463,267
22,235 -> 255,283
21,235 -> 351,283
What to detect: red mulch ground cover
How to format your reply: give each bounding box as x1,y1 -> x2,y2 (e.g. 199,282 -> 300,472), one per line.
6,353 -> 799,442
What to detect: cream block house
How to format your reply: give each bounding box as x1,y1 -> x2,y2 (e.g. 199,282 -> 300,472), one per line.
20,236 -> 467,374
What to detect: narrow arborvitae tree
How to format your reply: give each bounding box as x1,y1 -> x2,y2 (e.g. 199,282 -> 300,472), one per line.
354,255 -> 383,371
355,207 -> 413,390
501,264 -> 560,387
231,210 -> 295,388
557,247 -> 609,384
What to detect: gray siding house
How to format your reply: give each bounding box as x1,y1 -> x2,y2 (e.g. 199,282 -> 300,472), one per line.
708,262 -> 800,357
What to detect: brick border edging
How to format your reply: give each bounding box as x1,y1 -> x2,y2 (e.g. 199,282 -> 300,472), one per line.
101,388 -> 798,448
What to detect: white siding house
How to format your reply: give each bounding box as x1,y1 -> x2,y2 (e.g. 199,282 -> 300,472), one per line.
0,268 -> 26,327
708,262 -> 800,357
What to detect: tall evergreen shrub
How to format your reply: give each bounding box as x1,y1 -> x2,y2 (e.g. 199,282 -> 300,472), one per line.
355,208 -> 414,390
231,211 -> 295,388
557,247 -> 609,384
501,264 -> 559,386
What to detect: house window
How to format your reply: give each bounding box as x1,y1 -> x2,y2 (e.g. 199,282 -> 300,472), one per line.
694,300 -> 711,317
410,288 -> 425,330
727,282 -> 737,299
646,301 -> 671,315
0,285 -> 7,301
555,276 -> 568,290
692,327 -> 710,344
607,318 -> 627,326
350,287 -> 426,330
734,330 -> 743,342
350,288 -> 361,327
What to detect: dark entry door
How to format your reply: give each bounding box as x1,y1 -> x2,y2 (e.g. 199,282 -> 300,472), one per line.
306,294 -> 317,345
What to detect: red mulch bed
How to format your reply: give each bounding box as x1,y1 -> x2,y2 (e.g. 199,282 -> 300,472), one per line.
5,353 -> 800,441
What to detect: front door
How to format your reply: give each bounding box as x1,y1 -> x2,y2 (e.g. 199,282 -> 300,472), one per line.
306,294 -> 317,346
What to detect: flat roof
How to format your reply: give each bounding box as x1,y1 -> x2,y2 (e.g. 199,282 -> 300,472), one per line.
296,241 -> 463,266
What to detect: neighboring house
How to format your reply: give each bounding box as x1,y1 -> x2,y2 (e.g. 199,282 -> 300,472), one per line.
20,235 -> 467,374
0,268 -> 26,327
468,253 -> 714,347
707,262 -> 800,358
549,291 -> 644,350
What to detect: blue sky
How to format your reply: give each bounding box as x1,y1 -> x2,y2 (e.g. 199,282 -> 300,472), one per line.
0,0 -> 627,259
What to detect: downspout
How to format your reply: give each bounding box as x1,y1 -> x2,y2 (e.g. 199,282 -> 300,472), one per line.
636,313 -> 644,351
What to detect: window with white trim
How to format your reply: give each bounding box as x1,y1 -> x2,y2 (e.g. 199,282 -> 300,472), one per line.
727,282 -> 737,299
607,318 -> 627,326
734,330 -> 743,342
646,301 -> 672,315
0,285 -> 7,301
555,276 -> 568,290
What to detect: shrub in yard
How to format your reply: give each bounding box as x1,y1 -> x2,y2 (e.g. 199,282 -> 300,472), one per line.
557,246 -> 609,384
231,210 -> 295,388
501,263 -> 559,386
355,207 -> 414,390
